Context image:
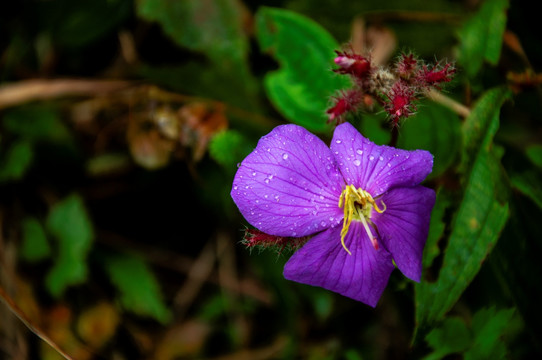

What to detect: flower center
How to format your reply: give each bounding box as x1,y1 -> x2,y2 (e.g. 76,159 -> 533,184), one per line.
338,185 -> 386,255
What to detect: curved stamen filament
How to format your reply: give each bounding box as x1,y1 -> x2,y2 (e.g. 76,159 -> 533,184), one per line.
338,185 -> 385,255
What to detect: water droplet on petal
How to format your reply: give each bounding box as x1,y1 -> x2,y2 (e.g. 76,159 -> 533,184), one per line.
252,171 -> 256,176
379,156 -> 383,161
336,139 -> 342,144
356,149 -> 363,155
282,153 -> 289,160
369,155 -> 374,161
353,159 -> 361,166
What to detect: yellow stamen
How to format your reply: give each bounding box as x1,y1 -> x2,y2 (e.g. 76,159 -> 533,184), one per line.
338,185 -> 386,255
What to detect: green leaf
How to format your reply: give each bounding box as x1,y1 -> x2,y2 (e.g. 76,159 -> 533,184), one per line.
510,170 -> 542,210
358,112 -> 391,146
457,0 -> 509,78
423,307 -> 518,360
45,194 -> 94,297
461,87 -> 510,172
2,105 -> 71,143
41,0 -> 131,47
525,144 -> 542,168
20,217 -> 51,262
423,189 -> 452,269
103,253 -> 172,324
423,317 -> 470,360
137,0 -> 251,74
398,100 -> 461,178
415,88 -> 510,333
0,140 -> 33,182
255,7 -> 350,133
465,307 -> 516,360
208,130 -> 254,170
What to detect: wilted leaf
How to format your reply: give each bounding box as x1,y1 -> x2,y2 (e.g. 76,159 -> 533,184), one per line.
45,194 -> 94,297
76,302 -> 119,349
153,320 -> 211,360
20,217 -> 51,262
256,7 -> 351,133
103,253 -> 172,324
457,0 -> 509,78
415,88 -> 510,332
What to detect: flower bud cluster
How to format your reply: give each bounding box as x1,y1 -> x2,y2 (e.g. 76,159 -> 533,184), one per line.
242,229 -> 308,255
327,49 -> 455,127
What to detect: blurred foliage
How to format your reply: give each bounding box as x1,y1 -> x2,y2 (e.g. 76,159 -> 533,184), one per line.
1,0 -> 541,359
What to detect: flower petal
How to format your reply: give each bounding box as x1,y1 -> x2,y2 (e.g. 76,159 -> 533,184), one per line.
330,122 -> 433,196
231,125 -> 344,237
283,223 -> 395,307
371,186 -> 436,281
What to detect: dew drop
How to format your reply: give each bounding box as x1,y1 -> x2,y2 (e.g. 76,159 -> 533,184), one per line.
353,159 -> 361,166
320,221 -> 326,227
282,153 -> 289,160
336,139 -> 342,144
252,171 -> 256,176
379,156 -> 383,161
356,149 -> 363,155
233,185 -> 238,190
369,155 -> 375,161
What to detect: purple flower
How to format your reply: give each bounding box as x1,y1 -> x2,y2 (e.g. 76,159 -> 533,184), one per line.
231,122 -> 435,307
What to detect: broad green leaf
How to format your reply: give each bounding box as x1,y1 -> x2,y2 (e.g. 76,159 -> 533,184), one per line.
2,105 -> 71,143
398,100 -> 461,178
103,253 -> 172,324
138,0 -> 248,67
0,140 -> 33,182
208,130 -> 253,170
415,88 -> 510,333
525,144 -> 542,168
457,0 -> 509,78
20,217 -> 51,262
45,194 -> 94,297
255,7 -> 350,133
423,317 -> 470,360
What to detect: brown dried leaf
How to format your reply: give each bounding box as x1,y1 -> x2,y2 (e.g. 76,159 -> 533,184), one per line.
76,302 -> 119,349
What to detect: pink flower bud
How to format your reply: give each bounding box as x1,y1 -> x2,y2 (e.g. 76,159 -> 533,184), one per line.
333,50 -> 371,79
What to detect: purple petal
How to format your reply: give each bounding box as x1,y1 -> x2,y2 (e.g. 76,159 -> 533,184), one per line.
231,125 -> 344,237
371,186 -> 436,281
283,223 -> 395,307
330,122 -> 433,196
